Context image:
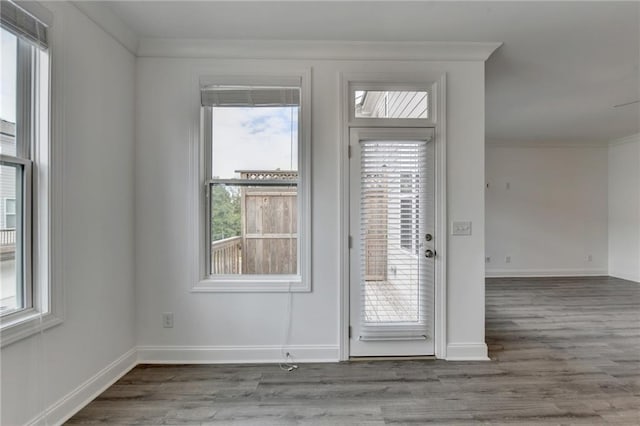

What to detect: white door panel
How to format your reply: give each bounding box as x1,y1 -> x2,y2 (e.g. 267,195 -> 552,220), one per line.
349,128 -> 435,357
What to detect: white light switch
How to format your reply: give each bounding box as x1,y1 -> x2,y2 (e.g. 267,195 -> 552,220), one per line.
451,221 -> 472,236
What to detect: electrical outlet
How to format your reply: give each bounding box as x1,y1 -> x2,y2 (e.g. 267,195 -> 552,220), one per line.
506,182 -> 511,190
588,254 -> 593,262
162,312 -> 174,328
486,256 -> 491,263
505,256 -> 511,264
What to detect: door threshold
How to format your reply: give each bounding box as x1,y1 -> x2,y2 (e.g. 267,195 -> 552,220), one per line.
349,355 -> 436,362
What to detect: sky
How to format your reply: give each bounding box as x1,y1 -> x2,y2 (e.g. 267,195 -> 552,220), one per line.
211,106 -> 298,179
1,28 -> 17,123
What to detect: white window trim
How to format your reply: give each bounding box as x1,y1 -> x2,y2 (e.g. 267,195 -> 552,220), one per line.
190,68 -> 312,293
0,5 -> 63,347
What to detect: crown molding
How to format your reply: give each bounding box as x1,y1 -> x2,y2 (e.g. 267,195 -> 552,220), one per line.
137,39 -> 502,61
608,132 -> 640,147
71,1 -> 139,55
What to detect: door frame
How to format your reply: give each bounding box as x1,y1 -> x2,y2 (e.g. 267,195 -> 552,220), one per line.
338,72 -> 448,360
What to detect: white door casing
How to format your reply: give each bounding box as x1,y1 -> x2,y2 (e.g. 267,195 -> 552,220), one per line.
349,127 -> 436,357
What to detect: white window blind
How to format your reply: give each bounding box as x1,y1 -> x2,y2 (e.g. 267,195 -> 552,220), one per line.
359,140 -> 432,340
201,86 -> 299,107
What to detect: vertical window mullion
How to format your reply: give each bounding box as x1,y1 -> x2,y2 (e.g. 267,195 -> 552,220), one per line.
297,102 -> 303,276
203,107 -> 213,276
20,159 -> 33,310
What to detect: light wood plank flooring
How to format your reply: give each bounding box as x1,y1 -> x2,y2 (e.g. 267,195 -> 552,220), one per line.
67,276 -> 640,425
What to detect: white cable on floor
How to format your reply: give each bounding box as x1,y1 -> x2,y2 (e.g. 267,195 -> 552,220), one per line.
279,283 -> 298,372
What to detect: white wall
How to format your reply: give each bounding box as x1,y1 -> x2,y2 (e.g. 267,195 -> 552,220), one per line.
486,146 -> 609,277
608,135 -> 640,282
0,2 -> 136,425
135,56 -> 488,361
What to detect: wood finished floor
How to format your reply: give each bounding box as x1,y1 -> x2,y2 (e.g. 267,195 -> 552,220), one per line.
67,276 -> 640,425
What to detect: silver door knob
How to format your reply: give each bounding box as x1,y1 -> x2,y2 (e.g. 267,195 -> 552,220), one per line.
425,249 -> 436,258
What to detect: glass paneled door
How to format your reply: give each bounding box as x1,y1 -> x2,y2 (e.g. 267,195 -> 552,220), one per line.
349,128 -> 435,357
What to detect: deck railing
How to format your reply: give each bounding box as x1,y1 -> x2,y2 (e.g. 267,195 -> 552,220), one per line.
0,229 -> 16,260
211,236 -> 242,274
0,229 -> 15,246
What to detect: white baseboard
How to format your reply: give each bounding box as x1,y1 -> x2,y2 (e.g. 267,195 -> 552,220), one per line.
27,348 -> 137,426
137,344 -> 340,364
608,272 -> 640,283
446,343 -> 489,361
486,268 -> 608,278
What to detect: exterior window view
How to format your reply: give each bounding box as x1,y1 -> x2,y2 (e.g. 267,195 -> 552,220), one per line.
1,25 -> 19,315
0,120 -> 18,314
207,96 -> 300,276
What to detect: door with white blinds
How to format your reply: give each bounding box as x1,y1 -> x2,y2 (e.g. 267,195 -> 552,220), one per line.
349,128 -> 435,357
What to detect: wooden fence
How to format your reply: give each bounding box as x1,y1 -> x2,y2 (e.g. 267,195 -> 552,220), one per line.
239,171 -> 298,275
364,188 -> 388,281
242,188 -> 297,274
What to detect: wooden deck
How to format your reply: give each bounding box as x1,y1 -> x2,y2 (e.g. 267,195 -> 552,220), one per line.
363,280 -> 419,323
67,276 -> 640,425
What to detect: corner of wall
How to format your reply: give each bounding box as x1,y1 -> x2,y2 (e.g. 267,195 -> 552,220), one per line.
607,133 -> 640,283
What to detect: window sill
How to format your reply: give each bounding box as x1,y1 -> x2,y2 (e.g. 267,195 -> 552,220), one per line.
0,310 -> 63,348
193,275 -> 310,293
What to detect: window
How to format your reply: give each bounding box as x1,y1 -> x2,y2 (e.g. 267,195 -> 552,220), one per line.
1,1 -> 56,345
4,198 -> 16,229
197,74 -> 311,291
354,90 -> 429,119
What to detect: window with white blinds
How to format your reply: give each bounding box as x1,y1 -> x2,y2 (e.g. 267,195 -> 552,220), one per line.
359,139 -> 434,340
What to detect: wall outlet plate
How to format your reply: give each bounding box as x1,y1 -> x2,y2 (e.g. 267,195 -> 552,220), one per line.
451,221 -> 472,236
162,312 -> 174,328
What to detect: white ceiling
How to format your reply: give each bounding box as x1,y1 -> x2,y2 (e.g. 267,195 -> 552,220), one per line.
105,1 -> 639,145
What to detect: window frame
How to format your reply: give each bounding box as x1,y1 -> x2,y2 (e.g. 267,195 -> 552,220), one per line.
193,71 -> 312,293
0,5 -> 61,347
0,158 -> 32,316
